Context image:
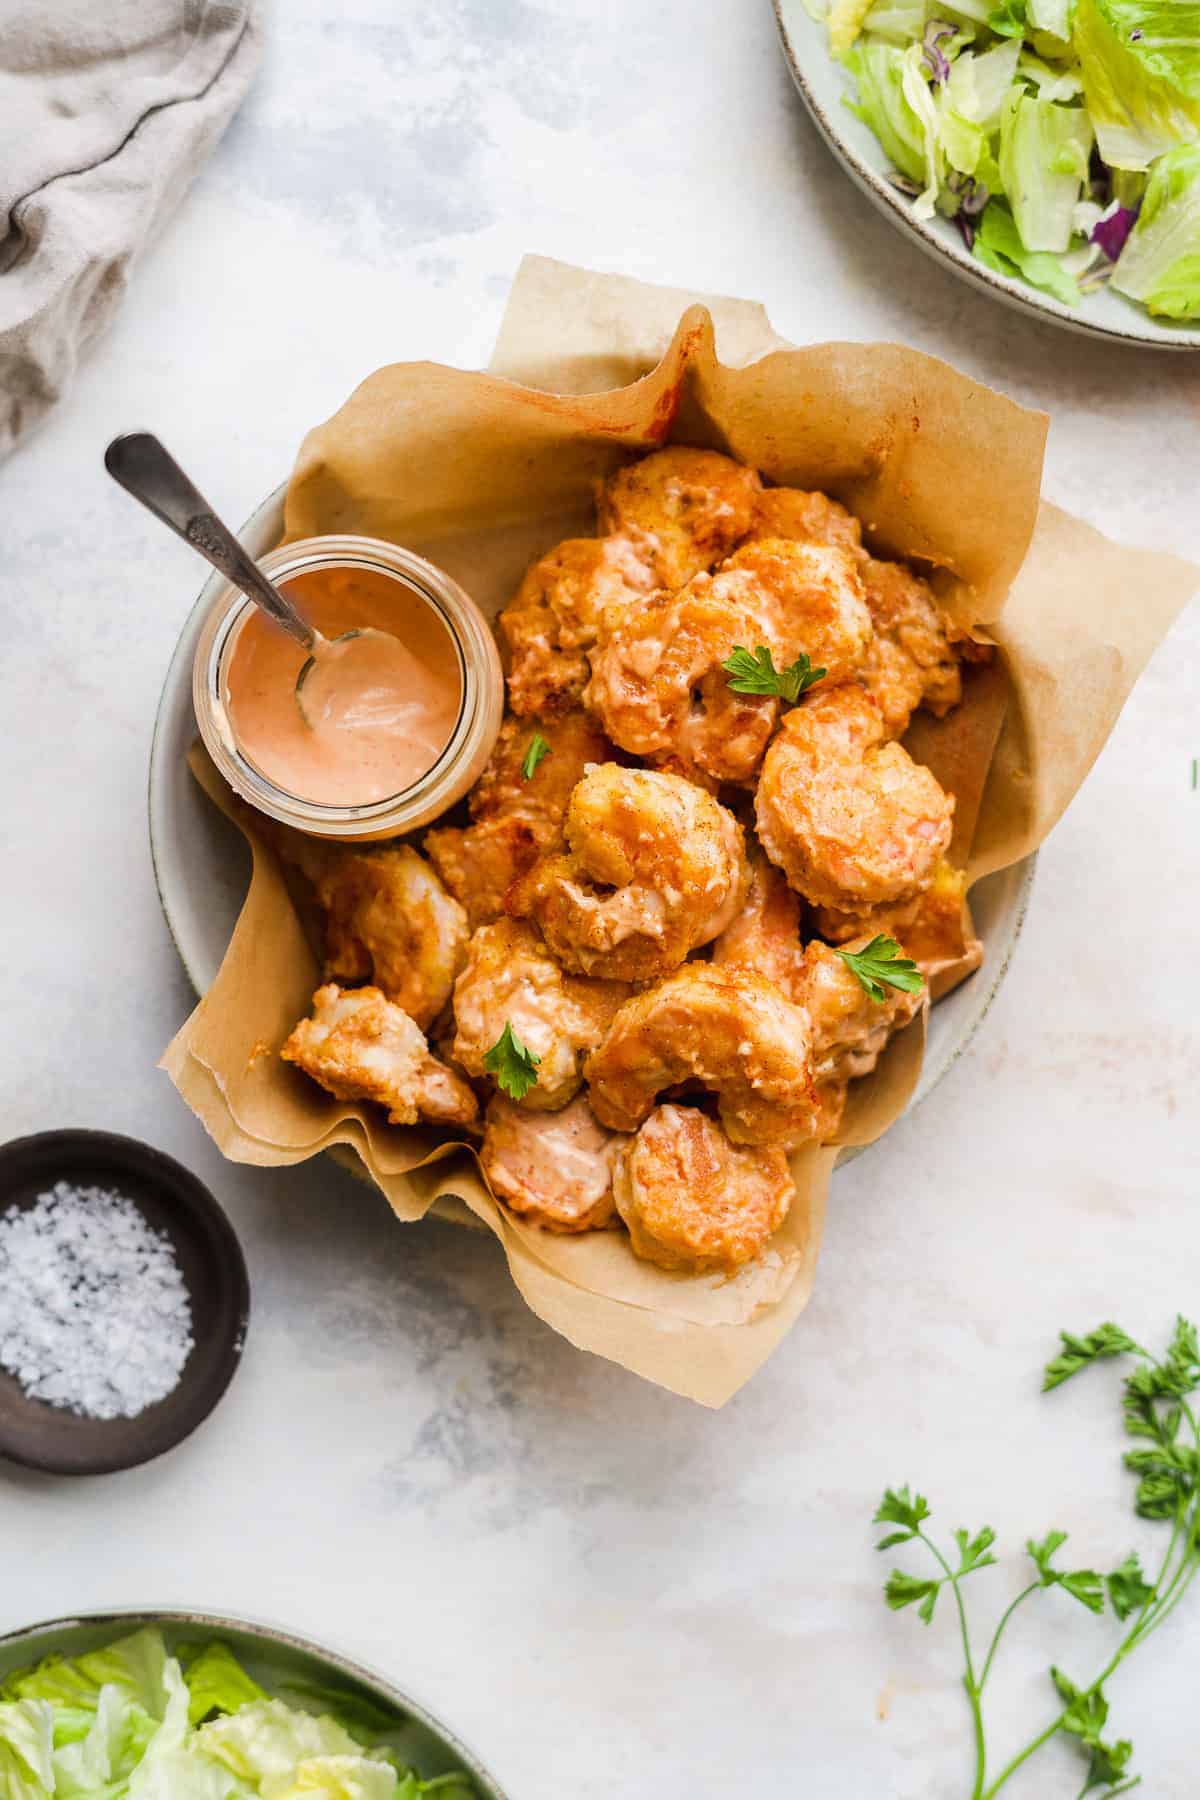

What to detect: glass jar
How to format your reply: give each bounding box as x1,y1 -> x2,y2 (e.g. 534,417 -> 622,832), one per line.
192,535 -> 504,840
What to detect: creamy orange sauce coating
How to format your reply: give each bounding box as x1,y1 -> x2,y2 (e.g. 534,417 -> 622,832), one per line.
225,565 -> 463,805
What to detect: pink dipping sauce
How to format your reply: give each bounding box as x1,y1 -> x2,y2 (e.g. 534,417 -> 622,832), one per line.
224,564 -> 463,806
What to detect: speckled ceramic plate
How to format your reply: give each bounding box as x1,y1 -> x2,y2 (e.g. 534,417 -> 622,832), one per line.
147,488 -> 1035,1141
0,1610 -> 506,1797
773,0 -> 1200,350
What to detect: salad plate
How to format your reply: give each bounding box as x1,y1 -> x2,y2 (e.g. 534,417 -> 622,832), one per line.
774,0 -> 1200,349
148,487 -> 1035,1143
0,1609 -> 506,1798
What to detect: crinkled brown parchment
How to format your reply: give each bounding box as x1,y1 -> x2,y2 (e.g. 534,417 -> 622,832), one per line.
162,257 -> 1197,1406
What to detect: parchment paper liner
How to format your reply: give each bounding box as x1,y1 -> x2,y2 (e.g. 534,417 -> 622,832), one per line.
162,257 -> 1196,1407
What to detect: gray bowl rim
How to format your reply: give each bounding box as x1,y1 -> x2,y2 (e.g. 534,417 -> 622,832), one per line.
0,1607 -> 508,1799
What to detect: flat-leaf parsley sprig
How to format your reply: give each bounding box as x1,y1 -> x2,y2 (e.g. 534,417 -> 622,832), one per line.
521,732 -> 551,780
877,1316 -> 1200,1799
482,1021 -> 541,1101
836,934 -> 924,1003
721,643 -> 826,703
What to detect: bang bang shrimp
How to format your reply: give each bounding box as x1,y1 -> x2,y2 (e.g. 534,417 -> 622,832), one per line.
746,486 -> 866,562
857,557 -> 967,737
585,964 -> 819,1150
721,537 -> 873,687
584,573 -> 782,785
801,938 -> 924,1087
283,984 -> 478,1128
481,1092 -> 625,1233
424,708 -> 613,931
613,1104 -> 793,1274
755,685 -> 954,911
597,446 -> 761,590
711,851 -> 807,1002
508,763 -> 749,982
498,537 -> 653,717
281,839 -> 468,1032
452,919 -> 630,1110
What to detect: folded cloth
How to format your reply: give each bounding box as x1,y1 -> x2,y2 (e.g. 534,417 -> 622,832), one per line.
0,1 -> 262,455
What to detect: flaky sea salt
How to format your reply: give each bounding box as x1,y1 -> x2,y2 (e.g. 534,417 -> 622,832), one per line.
0,1181 -> 194,1420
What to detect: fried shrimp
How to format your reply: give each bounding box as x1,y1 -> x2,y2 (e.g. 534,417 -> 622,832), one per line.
613,1104 -> 793,1274
745,486 -> 866,561
584,572 -> 782,784
802,939 -> 924,1086
508,763 -> 749,982
711,851 -> 807,1001
277,839 -> 468,1031
498,537 -> 654,716
469,707 -> 613,831
424,709 -> 612,930
857,557 -> 964,737
586,964 -> 818,1149
452,919 -> 629,1110
755,686 -> 954,911
721,538 -> 873,686
282,984 -> 478,1127
815,858 -> 983,989
480,1093 -> 624,1232
597,446 -> 760,590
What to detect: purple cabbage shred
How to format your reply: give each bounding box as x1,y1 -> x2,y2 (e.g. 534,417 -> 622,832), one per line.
946,173 -> 989,250
921,19 -> 957,83
1091,204 -> 1139,262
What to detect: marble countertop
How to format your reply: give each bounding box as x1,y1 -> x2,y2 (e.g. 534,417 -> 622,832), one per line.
1,2 -> 1197,1795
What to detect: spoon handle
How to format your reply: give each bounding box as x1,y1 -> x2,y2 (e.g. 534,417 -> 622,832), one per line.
104,432 -> 315,650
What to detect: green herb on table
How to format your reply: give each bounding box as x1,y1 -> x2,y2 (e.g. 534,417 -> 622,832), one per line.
521,732 -> 551,780
876,1314 -> 1200,1798
482,1020 -> 541,1100
835,934 -> 924,1003
721,643 -> 826,703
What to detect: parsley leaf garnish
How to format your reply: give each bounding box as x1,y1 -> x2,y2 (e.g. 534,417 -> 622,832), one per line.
482,1021 -> 541,1100
834,934 -> 924,1003
721,643 -> 826,703
876,1316 -> 1200,1798
521,732 -> 551,780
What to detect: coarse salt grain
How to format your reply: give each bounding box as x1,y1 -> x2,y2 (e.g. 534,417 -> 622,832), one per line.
0,1180 -> 194,1420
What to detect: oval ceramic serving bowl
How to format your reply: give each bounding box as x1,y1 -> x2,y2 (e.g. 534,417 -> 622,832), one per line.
148,487 -> 1035,1142
0,1610 -> 506,1797
773,0 -> 1200,351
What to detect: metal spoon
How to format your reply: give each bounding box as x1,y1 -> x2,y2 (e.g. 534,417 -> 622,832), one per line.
104,432 -> 400,725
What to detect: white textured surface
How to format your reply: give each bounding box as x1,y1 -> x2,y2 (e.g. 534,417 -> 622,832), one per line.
1,4 -> 1197,1797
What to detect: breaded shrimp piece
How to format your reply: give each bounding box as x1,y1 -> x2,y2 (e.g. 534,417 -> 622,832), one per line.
508,763 -> 750,982
746,486 -> 866,561
275,839 -> 468,1031
584,572 -> 782,785
802,938 -> 924,1086
481,1093 -> 624,1232
425,709 -> 613,931
468,708 -> 613,830
755,686 -> 954,911
815,858 -> 983,988
711,851 -> 808,1002
597,446 -> 761,590
452,919 -> 630,1110
498,538 -> 654,716
614,1104 -> 793,1274
586,965 -> 818,1150
857,557 -> 964,737
721,538 -> 873,686
283,984 -> 478,1127
424,814 -> 544,934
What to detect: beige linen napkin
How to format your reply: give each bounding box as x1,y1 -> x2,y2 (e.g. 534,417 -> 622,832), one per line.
0,0 -> 262,453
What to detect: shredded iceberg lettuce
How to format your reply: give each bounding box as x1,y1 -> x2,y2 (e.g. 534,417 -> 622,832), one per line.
819,0 -> 1200,324
0,1633 -> 473,1800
